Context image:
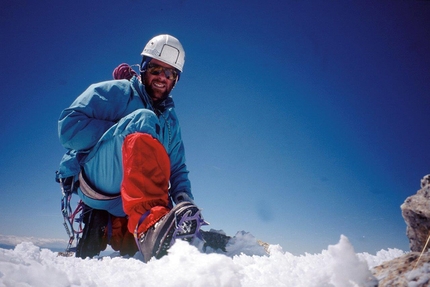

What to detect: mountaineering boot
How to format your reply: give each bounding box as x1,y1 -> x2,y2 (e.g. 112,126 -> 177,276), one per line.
137,201 -> 206,262
76,204 -> 109,258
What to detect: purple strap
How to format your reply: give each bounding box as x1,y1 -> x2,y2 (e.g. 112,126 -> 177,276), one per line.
133,210 -> 150,252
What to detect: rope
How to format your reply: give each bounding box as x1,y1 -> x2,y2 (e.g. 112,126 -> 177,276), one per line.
413,231 -> 430,270
113,63 -> 138,80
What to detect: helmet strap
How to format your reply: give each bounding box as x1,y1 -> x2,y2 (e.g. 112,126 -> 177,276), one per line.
139,56 -> 151,73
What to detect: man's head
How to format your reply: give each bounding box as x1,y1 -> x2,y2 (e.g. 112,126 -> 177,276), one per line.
140,34 -> 185,105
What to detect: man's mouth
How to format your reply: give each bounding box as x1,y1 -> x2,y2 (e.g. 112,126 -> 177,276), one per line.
152,81 -> 166,89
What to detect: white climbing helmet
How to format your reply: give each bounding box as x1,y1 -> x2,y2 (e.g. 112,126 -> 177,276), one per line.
141,34 -> 185,72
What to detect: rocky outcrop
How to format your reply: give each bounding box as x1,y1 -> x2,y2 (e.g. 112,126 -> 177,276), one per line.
372,252 -> 430,286
371,175 -> 430,286
401,174 -> 430,252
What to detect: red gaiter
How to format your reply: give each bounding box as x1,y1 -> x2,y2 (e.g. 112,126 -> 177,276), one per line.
121,133 -> 171,235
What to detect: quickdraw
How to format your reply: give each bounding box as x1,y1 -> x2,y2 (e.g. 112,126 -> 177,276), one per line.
57,174 -> 85,254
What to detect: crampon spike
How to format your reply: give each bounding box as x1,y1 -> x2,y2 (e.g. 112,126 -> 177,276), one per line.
170,207 -> 206,244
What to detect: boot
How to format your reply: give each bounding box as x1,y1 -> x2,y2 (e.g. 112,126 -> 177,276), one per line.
76,204 -> 109,258
137,201 -> 205,262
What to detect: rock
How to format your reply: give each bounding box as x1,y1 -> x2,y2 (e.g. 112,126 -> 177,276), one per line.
372,252 -> 430,287
370,175 -> 430,286
401,175 -> 430,252
421,174 -> 430,189
257,240 -> 270,254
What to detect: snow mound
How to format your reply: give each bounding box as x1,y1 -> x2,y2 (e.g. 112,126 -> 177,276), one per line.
0,234 -> 406,287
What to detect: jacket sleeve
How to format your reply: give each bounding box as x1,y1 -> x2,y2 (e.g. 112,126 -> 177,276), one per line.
58,80 -> 134,151
166,110 -> 193,200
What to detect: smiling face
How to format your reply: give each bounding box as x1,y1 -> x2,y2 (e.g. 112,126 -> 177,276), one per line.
143,58 -> 178,106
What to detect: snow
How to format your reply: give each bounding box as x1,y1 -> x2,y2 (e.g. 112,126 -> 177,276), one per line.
0,232 -> 408,287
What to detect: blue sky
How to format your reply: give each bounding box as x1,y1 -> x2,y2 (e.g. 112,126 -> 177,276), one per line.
1,0 -> 429,255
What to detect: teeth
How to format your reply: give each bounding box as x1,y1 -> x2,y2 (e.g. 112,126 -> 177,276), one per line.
153,82 -> 165,88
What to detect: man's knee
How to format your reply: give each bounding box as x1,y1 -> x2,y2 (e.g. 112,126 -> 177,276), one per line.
118,109 -> 161,138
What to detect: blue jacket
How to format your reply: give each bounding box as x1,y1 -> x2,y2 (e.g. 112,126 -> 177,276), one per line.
57,76 -> 192,202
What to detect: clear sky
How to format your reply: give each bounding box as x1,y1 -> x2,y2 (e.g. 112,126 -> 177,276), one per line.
1,1 -> 429,255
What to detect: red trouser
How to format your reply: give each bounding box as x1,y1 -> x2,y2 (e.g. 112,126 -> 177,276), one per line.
121,133 -> 171,235
108,216 -> 137,256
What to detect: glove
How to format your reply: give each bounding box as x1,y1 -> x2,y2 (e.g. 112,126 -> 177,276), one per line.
172,192 -> 194,205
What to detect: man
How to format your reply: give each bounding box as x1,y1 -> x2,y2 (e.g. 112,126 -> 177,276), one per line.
57,34 -> 203,262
